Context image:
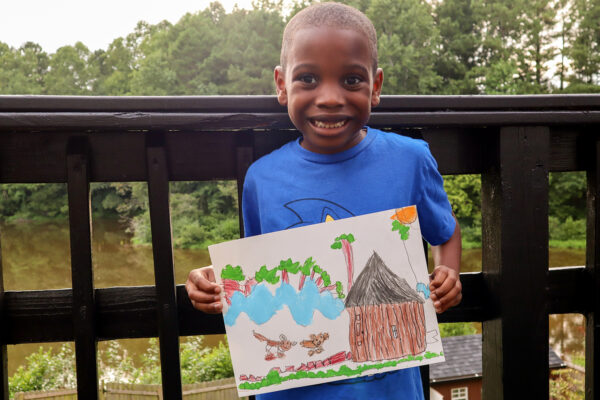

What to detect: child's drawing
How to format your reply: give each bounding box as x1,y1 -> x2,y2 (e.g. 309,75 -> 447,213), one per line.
208,206 -> 445,396
300,332 -> 330,356
253,331 -> 297,360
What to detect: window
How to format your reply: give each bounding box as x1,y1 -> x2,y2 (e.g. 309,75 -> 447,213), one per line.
451,387 -> 468,400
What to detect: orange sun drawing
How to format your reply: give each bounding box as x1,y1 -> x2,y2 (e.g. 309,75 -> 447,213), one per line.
390,205 -> 417,224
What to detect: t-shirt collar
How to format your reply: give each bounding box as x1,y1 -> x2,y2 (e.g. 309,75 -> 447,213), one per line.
293,126 -> 377,163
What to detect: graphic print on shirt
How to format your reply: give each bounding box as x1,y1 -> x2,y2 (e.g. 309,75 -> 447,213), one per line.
283,198 -> 355,228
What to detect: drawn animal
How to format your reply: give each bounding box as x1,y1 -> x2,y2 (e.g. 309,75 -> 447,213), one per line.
252,330 -> 297,361
300,332 -> 330,356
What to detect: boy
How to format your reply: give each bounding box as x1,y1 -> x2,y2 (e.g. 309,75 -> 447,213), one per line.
186,2 -> 462,399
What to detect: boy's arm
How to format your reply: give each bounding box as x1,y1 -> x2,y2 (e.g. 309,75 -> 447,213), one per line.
429,215 -> 462,313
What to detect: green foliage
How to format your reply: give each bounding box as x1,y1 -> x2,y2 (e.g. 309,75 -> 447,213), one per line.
238,351 -> 443,390
368,0 -> 442,94
391,220 -> 410,240
331,233 -> 355,249
278,258 -> 300,274
335,280 -> 345,299
320,270 -> 331,286
300,257 -> 315,275
549,216 -> 586,242
221,265 -> 245,281
549,172 -> 586,221
8,345 -> 76,397
439,322 -> 477,338
255,265 -> 280,284
550,368 -> 584,400
107,337 -> 234,385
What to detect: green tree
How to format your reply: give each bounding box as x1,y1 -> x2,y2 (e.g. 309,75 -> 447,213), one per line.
0,42 -> 48,94
45,42 -> 92,94
433,0 -> 480,94
570,0 -> 600,85
89,38 -> 134,95
516,0 -> 558,92
129,21 -> 179,95
368,0 -> 442,94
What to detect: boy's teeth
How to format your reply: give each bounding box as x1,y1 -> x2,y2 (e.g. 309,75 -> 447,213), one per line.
314,120 -> 345,128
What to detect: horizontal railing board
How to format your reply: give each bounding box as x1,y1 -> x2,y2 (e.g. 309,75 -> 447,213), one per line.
0,269 -> 586,344
2,95 -> 600,113
3,111 -> 600,131
0,128 -> 590,184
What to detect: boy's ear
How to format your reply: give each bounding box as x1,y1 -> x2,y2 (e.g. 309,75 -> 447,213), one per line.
371,68 -> 384,108
274,66 -> 288,106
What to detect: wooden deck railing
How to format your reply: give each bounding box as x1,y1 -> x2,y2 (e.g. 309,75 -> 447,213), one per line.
0,95 -> 599,400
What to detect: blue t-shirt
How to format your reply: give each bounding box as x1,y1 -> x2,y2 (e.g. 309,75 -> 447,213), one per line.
242,127 -> 455,400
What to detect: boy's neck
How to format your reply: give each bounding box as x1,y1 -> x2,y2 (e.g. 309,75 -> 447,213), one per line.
299,128 -> 367,155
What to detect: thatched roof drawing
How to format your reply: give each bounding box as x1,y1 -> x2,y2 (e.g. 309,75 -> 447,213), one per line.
345,251 -> 424,307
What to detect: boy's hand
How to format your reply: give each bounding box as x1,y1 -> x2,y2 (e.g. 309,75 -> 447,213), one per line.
185,266 -> 223,314
429,265 -> 462,313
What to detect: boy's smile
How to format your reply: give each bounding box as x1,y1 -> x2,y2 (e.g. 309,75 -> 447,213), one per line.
275,27 -> 383,154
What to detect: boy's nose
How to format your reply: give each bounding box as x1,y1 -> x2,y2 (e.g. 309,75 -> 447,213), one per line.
315,84 -> 344,108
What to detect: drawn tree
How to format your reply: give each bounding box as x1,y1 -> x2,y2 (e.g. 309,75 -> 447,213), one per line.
298,257 -> 316,290
390,206 -> 427,297
277,258 -> 300,284
221,264 -> 245,305
331,233 -> 355,292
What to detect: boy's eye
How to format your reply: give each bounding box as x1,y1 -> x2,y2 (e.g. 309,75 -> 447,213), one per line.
344,76 -> 363,86
297,74 -> 317,84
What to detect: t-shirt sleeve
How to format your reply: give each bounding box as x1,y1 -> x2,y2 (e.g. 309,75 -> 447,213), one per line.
241,166 -> 262,238
416,142 -> 456,246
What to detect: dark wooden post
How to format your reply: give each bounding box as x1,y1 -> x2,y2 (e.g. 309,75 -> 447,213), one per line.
481,126 -> 550,399
66,137 -> 98,399
146,133 -> 182,400
586,137 -> 600,399
0,231 -> 7,400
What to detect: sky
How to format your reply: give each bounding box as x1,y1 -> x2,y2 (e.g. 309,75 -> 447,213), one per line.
0,0 -> 263,53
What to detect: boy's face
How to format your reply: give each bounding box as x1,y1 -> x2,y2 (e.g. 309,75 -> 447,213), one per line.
275,26 -> 383,154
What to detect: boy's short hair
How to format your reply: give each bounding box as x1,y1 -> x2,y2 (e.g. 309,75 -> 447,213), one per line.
281,2 -> 378,74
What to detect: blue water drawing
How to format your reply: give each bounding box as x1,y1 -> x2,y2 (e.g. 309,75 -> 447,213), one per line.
224,280 -> 345,326
416,282 -> 430,299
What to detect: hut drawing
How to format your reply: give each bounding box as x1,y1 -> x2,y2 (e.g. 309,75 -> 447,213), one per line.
345,251 -> 426,362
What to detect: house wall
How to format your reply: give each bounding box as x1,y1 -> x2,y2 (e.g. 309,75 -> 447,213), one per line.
431,378 -> 482,400
348,302 -> 426,362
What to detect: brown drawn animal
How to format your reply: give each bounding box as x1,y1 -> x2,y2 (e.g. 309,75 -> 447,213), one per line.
252,331 -> 297,361
300,332 -> 330,356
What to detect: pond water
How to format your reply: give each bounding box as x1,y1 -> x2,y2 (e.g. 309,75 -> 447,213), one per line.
1,220 -> 586,376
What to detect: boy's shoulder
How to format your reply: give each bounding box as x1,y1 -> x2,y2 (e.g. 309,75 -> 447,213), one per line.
246,139 -> 297,174
372,127 -> 429,147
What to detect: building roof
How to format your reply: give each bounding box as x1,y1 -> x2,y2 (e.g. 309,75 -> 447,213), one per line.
345,251 -> 424,307
430,334 -> 566,382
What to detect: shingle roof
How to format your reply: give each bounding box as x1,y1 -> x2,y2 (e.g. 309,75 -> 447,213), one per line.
430,334 -> 566,382
345,251 -> 424,307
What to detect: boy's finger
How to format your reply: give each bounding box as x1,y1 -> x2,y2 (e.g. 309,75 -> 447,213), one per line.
188,273 -> 221,294
429,268 -> 448,290
187,286 -> 222,304
434,286 -> 462,312
435,290 -> 463,313
191,299 -> 223,314
432,275 -> 460,299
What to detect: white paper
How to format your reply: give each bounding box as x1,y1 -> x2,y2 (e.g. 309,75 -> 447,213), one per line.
208,206 -> 445,396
